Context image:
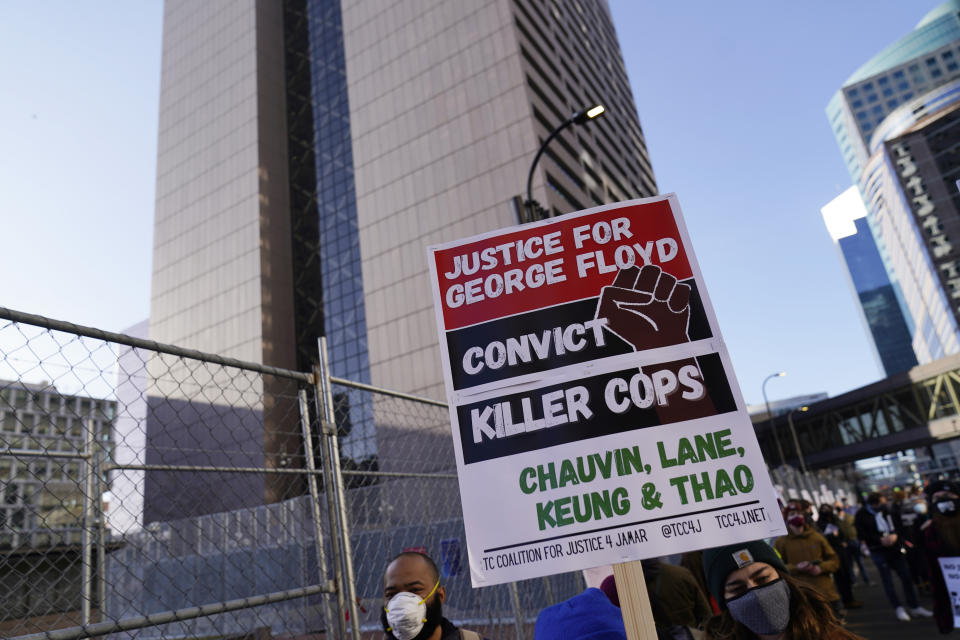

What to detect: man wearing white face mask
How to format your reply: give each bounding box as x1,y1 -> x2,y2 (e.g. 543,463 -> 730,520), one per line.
381,552 -> 484,640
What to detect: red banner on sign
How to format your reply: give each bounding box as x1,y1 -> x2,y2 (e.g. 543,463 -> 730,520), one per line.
432,201 -> 691,330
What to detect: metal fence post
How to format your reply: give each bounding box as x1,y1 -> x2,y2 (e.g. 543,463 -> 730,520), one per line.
317,337 -> 362,640
80,417 -> 96,625
313,361 -> 348,640
509,581 -> 526,640
95,436 -> 107,621
298,388 -> 335,635
541,576 -> 555,607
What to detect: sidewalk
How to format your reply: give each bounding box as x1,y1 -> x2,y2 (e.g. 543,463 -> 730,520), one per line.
844,564 -> 939,639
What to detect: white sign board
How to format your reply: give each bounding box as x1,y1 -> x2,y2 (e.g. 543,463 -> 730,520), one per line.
941,557 -> 960,629
427,195 -> 785,586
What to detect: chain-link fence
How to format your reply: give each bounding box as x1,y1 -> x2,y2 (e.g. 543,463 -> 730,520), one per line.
0,308 -> 584,640
769,465 -> 860,508
326,377 -> 585,640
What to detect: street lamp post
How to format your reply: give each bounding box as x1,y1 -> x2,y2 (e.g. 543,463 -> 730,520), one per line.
523,104 -> 605,223
761,372 -> 787,468
786,406 -> 810,474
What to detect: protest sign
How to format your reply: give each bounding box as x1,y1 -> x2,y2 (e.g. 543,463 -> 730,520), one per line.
427,195 -> 785,587
939,557 -> 960,629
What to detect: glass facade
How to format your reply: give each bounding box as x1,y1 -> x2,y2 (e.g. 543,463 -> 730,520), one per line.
838,218 -> 918,374
284,0 -> 369,385
283,0 -> 374,461
846,1 -> 960,86
826,1 -> 960,370
863,82 -> 960,362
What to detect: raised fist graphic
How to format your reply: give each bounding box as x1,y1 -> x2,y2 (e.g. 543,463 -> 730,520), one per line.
596,264 -> 691,351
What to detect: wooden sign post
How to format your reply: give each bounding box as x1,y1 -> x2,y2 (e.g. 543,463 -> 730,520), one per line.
614,561 -> 658,639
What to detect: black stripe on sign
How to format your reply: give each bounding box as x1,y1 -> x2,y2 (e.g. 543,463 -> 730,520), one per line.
457,353 -> 735,464
445,280 -> 712,391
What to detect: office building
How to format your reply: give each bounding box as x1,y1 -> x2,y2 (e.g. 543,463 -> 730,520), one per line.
863,80 -> 960,362
0,380 -> 114,623
148,0 -> 657,508
822,188 -> 918,375
826,0 -> 960,370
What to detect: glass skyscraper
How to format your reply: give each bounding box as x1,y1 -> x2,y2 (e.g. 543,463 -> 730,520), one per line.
822,188 -> 918,375
825,0 -> 960,372
148,0 -> 657,506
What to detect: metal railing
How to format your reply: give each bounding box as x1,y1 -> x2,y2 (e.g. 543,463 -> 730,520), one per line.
0,307 -> 584,640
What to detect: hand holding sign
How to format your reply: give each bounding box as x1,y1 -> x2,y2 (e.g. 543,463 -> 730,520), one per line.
598,265 -> 691,350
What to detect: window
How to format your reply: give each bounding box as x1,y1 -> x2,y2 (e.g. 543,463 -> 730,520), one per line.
927,57 -> 938,67
949,61 -> 959,72
852,99 -> 863,108
872,105 -> 883,115
883,88 -> 893,97
887,99 -> 898,109
849,87 -> 859,97
863,82 -> 874,91
944,51 -> 954,60
857,111 -> 868,120
867,93 -> 878,103
898,81 -> 909,91
933,68 -> 943,78
893,70 -> 905,79
878,76 -> 889,85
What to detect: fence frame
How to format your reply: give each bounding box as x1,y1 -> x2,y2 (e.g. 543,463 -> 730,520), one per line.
0,306 -> 538,640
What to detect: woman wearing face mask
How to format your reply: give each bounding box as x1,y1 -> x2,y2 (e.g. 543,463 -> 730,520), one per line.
923,480 -> 960,633
702,540 -> 865,640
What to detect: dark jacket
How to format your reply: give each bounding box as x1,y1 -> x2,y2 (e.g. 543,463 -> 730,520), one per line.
854,505 -> 900,553
642,561 -> 711,630
439,617 -> 485,640
924,522 -> 959,634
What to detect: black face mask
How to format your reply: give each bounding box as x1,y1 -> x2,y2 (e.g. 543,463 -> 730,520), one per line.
381,594 -> 443,640
936,499 -> 959,517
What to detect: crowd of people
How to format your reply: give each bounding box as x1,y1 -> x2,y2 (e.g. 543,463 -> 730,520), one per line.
378,480 -> 960,640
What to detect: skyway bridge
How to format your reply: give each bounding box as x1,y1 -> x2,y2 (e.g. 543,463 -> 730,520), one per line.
754,352 -> 960,469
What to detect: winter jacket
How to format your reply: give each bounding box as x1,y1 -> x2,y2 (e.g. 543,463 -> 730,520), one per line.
924,521 -> 959,634
774,526 -> 841,602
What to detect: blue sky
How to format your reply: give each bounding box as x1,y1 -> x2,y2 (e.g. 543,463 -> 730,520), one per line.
0,1 -> 937,406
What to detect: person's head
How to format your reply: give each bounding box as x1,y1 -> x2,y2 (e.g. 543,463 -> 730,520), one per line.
702,541 -> 856,640
783,504 -> 807,534
381,552 -> 446,640
866,491 -> 886,510
926,481 -> 960,520
926,481 -> 960,510
534,588 -> 626,640
703,541 -> 787,608
818,503 -> 835,522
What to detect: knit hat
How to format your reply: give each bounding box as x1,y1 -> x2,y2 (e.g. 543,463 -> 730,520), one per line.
702,540 -> 787,608
534,587 -> 627,640
926,480 -> 960,500
598,575 -> 619,608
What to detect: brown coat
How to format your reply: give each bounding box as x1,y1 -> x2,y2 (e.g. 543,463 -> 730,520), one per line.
774,526 -> 841,602
837,511 -> 858,540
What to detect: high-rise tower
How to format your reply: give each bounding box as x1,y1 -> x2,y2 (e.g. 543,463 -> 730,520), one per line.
148,0 -> 657,511
826,1 -> 960,372
150,0 -> 655,385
